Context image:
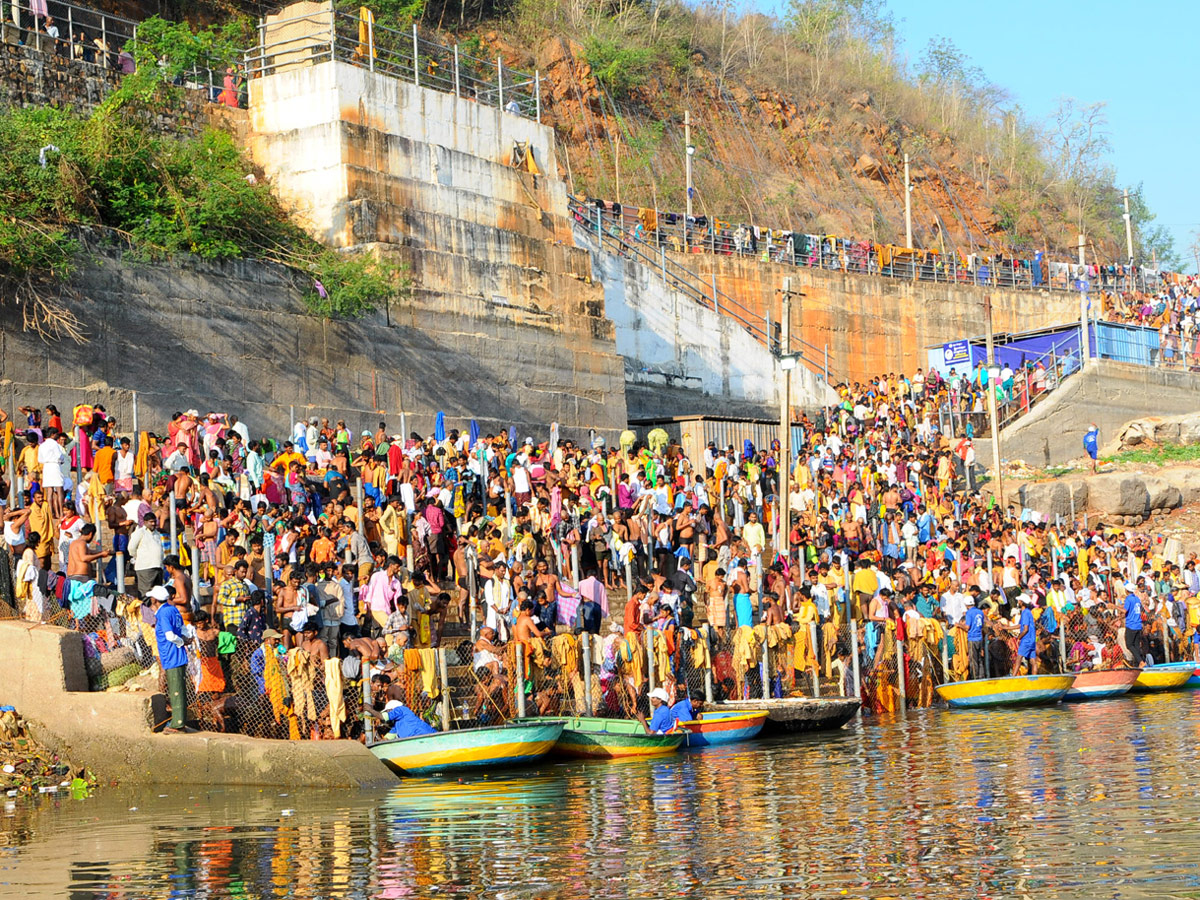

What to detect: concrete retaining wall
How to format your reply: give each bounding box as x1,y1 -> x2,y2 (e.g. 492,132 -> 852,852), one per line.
984,360 -> 1200,468
671,252 -> 1079,385
578,224 -> 834,421
0,620 -> 396,788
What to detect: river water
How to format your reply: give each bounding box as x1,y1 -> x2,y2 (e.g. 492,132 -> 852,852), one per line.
3,692 -> 1199,899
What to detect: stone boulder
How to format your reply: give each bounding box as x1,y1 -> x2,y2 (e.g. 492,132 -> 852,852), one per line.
1018,479 -> 1088,521
1162,468 -> 1200,504
848,91 -> 872,112
1116,412 -> 1200,450
1142,475 -> 1183,512
1085,473 -> 1151,518
853,154 -> 886,181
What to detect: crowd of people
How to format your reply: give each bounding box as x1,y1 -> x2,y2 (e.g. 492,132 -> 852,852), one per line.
1101,273 -> 1200,367
0,380 -> 1195,737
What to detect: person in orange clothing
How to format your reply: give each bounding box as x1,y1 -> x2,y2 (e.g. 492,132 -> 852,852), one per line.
624,581 -> 648,635
310,526 -> 337,564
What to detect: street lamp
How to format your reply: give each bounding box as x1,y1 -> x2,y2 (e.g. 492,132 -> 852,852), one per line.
778,353 -> 800,370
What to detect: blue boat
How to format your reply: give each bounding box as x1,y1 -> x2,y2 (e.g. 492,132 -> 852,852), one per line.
677,710 -> 767,748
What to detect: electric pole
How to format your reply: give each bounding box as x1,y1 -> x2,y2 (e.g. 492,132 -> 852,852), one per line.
1122,188 -> 1134,264
904,152 -> 913,249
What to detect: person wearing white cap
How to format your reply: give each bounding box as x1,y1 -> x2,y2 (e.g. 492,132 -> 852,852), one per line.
642,687 -> 675,733
149,584 -> 195,733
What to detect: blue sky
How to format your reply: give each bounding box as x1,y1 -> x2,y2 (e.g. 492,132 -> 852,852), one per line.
890,0 -> 1199,269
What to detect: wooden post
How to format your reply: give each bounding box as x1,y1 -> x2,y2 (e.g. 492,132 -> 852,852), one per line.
850,620 -> 862,700
439,648 -> 451,731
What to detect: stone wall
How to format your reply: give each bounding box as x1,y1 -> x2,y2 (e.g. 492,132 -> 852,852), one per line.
671,252 -> 1080,385
0,29 -> 215,133
983,360 -> 1200,469
0,239 -> 626,442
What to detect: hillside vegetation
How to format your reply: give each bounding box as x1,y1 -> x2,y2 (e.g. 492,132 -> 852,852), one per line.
91,0 -> 1176,265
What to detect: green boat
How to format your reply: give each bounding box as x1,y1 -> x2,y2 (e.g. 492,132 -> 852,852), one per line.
518,716 -> 682,759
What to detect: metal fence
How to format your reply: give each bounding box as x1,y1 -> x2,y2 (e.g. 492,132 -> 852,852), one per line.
3,0 -> 247,107
576,200 -> 1168,297
245,8 -> 540,121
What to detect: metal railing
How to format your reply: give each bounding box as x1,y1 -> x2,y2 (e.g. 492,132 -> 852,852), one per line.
577,201 -> 1170,297
569,195 -> 830,375
243,8 -> 541,121
0,0 -> 247,108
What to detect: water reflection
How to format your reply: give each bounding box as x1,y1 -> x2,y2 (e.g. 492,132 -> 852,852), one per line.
2,694 -> 1200,898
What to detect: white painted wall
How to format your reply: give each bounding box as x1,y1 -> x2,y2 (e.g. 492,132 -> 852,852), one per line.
580,225 -> 833,412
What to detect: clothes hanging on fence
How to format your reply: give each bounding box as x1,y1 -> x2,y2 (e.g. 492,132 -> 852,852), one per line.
288,648 -> 318,724
325,658 -> 346,739
637,207 -> 657,233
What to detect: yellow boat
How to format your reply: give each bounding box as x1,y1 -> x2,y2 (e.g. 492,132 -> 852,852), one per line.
935,674 -> 1075,709
1130,662 -> 1195,693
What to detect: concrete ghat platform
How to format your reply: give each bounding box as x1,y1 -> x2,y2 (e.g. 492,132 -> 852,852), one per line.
0,620 -> 397,789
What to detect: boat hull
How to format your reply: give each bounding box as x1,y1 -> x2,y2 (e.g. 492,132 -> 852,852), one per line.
715,698 -> 860,734
936,675 -> 1075,709
1062,668 -> 1140,702
368,722 -> 563,776
1131,663 -> 1195,693
518,717 -> 682,759
678,711 -> 767,747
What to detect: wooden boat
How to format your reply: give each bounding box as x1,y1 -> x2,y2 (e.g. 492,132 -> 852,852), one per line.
715,697 -> 860,734
677,710 -> 767,747
1130,662 -> 1195,693
368,722 -> 564,776
519,716 -> 682,759
935,674 -> 1075,709
1062,668 -> 1140,702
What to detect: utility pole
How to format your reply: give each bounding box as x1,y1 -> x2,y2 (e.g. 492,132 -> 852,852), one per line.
1077,234 -> 1085,266
684,110 -> 694,252
904,152 -> 913,249
984,294 -> 1003,508
778,278 -> 800,559
1122,188 -> 1134,264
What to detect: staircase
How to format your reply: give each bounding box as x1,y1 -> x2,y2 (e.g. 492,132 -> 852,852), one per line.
568,196 -> 831,378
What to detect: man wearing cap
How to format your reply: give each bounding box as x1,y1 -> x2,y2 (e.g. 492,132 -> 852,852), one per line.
150,584 -> 194,733
128,512 -> 165,597
642,687 -> 675,733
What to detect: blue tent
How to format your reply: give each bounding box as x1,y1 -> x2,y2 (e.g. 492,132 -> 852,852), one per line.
435,411 -> 446,442
469,418 -> 479,450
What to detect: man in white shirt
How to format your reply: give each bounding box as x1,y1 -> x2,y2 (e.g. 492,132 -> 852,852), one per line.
484,562 -> 513,640
37,430 -> 68,517
127,513 -> 165,596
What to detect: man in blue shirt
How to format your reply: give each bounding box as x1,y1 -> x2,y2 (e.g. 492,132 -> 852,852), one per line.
1083,424 -> 1099,474
1012,594 -> 1038,675
366,683 -> 436,739
1038,596 -> 1059,670
670,684 -> 697,723
1123,583 -> 1145,667
644,687 -> 675,733
963,596 -> 986,680
150,585 -> 194,733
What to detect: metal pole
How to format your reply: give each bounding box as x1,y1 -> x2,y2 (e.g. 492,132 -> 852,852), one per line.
1162,619 -> 1171,664
355,478 -> 365,536
904,152 -> 912,249
496,55 -> 503,110
779,279 -> 792,559
94,515 -> 104,583
116,548 -> 126,595
504,482 -> 513,532
514,651 -> 526,718
73,426 -> 83,490
169,493 -> 178,553
984,294 -> 1003,507
645,628 -> 655,692
289,405 -> 295,442
809,621 -> 820,696
535,70 -> 541,123
761,636 -> 770,700
412,24 -> 418,86
439,648 -> 451,730
941,638 -> 950,684
570,541 -> 580,589
453,44 -> 460,97
131,391 -> 139,459
896,636 -> 906,709
367,13 -> 374,71
684,109 -> 692,252
704,626 -> 714,702
1058,622 -> 1068,673
405,511 -> 414,570
711,274 -> 718,312
1122,188 -> 1134,264
467,548 -> 478,640
362,659 -> 374,743
624,557 -> 633,592
582,631 -> 593,714
850,620 -> 862,700
192,536 -> 201,611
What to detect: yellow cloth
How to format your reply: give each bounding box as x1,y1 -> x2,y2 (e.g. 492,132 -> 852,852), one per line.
356,6 -> 375,60
789,622 -> 817,674
324,658 -> 346,739
416,647 -> 440,699
951,627 -> 970,680
263,643 -> 287,724
619,634 -> 645,687
651,630 -> 672,683
287,648 -> 318,724
732,625 -> 760,676
690,628 -> 712,670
